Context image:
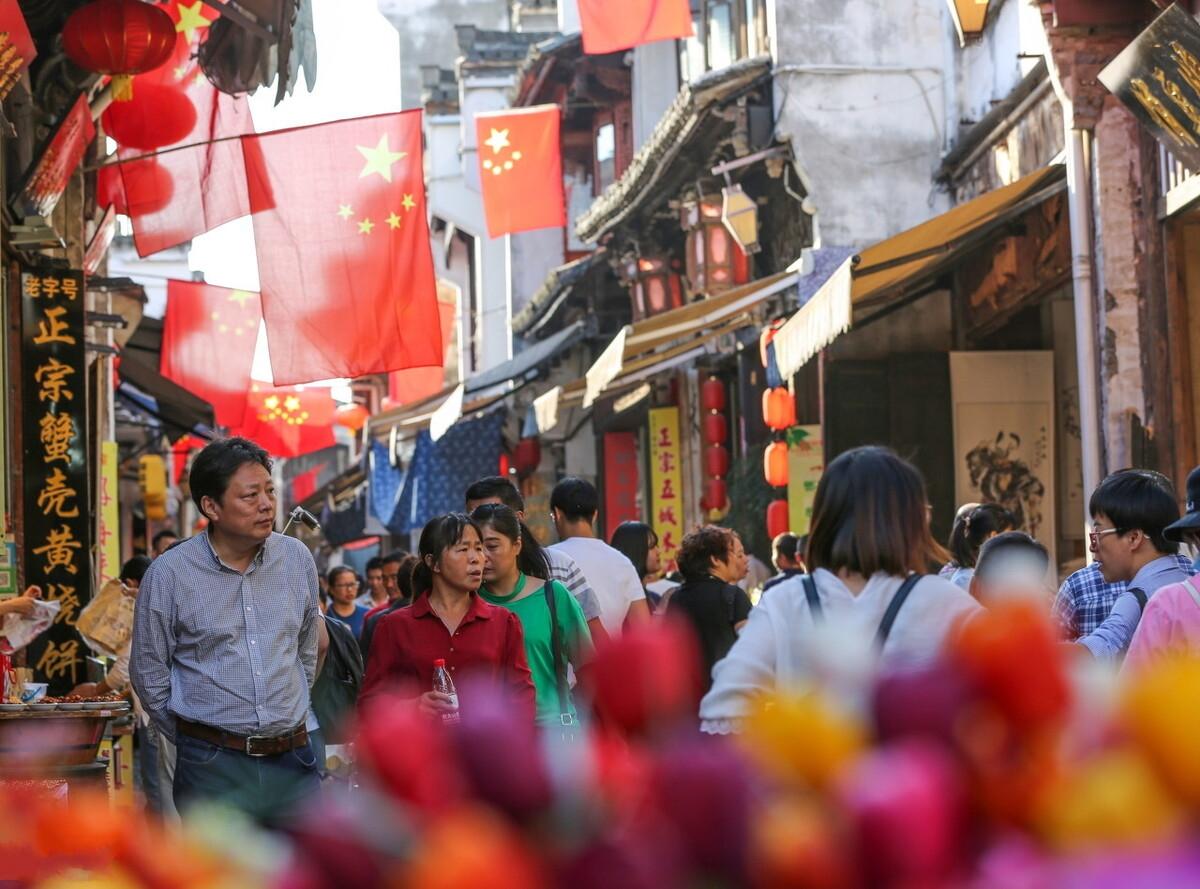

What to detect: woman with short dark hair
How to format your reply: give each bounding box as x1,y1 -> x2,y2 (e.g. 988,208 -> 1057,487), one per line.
665,526 -> 752,695
610,521 -> 667,610
940,502 -> 1016,589
699,446 -> 982,733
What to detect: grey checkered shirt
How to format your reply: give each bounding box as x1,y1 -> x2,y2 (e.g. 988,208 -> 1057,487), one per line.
130,531 -> 320,743
545,546 -> 602,623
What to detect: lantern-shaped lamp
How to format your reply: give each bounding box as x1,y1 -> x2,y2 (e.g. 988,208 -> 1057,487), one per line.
704,413 -> 728,445
704,444 -> 730,477
700,376 -> 730,517
102,83 -> 197,149
766,499 -> 790,539
623,256 -> 684,320
701,377 -> 727,412
764,441 -> 789,488
763,387 -> 797,432
721,183 -> 760,254
681,197 -> 751,295
63,0 -> 178,100
701,478 -> 729,515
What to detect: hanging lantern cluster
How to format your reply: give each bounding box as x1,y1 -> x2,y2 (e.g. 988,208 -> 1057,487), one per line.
760,323 -> 794,539
699,376 -> 730,519
63,0 -> 177,101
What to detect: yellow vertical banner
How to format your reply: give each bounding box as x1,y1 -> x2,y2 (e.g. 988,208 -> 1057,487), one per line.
787,425 -> 824,536
98,441 -> 120,585
648,407 -> 685,566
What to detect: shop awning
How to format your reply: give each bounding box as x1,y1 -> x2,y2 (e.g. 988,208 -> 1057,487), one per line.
465,319 -> 585,395
116,355 -> 215,437
773,163 -> 1067,380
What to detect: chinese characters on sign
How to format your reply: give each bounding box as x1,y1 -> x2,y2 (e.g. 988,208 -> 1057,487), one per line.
603,432 -> 640,535
786,425 -> 824,537
648,407 -> 684,566
21,265 -> 90,693
0,0 -> 36,103
12,93 -> 96,220
1100,4 -> 1200,173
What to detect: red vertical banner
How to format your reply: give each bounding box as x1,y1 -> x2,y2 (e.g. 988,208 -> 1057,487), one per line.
603,431 -> 640,537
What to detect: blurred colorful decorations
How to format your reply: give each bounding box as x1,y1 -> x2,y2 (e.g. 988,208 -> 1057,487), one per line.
334,402 -> 370,432
102,82 -> 197,149
649,407 -> 685,565
766,498 -> 790,539
699,377 -> 730,519
62,0 -> 176,100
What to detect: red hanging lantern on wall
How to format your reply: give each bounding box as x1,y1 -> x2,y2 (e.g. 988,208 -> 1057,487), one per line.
102,83 -> 197,149
623,256 -> 685,321
762,387 -> 797,431
104,159 -> 174,215
704,444 -> 730,477
701,377 -> 727,412
512,437 -> 542,478
701,478 -> 729,514
764,441 -> 789,488
766,499 -> 790,539
699,375 -> 731,519
703,413 -> 727,445
681,197 -> 751,295
63,0 -> 177,100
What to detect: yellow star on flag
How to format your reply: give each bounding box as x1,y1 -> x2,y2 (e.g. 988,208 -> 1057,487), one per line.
173,64 -> 188,81
484,128 -> 510,154
358,218 -> 375,235
337,204 -> 354,220
264,395 -> 280,411
284,396 -> 302,412
356,135 -> 407,183
401,194 -> 416,211
175,0 -> 210,43
386,212 -> 402,230
194,71 -> 207,87
228,290 -> 255,307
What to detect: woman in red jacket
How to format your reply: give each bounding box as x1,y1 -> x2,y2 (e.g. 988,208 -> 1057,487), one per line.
359,513 -> 535,722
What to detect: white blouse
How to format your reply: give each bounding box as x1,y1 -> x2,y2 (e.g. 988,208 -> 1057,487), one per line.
699,569 -> 982,733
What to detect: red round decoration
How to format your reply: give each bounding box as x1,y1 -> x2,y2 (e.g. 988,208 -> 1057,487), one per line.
762,387 -> 797,431
764,441 -> 789,488
119,159 -> 174,214
704,445 -> 730,478
102,83 -> 196,150
703,413 -> 727,446
703,478 -> 728,512
766,499 -> 790,539
334,403 -> 370,431
700,377 -> 726,413
63,1 -> 177,78
513,437 -> 542,477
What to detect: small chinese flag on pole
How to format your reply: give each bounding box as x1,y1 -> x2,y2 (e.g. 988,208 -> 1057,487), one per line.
475,105 -> 565,238
577,0 -> 693,55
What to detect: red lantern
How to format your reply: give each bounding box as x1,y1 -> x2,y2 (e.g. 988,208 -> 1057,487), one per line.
102,83 -> 197,150
119,159 -> 174,215
702,478 -> 728,513
764,441 -> 789,488
763,387 -> 797,431
703,413 -> 727,445
704,445 -> 730,478
512,437 -> 542,477
334,403 -> 370,431
701,377 -> 726,412
766,499 -> 790,539
63,0 -> 177,100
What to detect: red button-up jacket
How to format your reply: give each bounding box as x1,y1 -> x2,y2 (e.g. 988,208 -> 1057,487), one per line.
359,591 -> 535,720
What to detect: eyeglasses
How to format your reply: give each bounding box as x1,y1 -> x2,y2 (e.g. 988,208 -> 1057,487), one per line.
332,581 -> 360,590
1088,527 -> 1122,548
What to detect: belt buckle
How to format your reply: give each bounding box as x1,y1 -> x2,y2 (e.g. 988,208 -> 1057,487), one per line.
244,734 -> 272,757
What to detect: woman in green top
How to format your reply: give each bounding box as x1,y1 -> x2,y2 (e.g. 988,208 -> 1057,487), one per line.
471,503 -> 594,727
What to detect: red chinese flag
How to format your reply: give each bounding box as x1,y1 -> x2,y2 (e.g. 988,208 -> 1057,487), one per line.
577,0 -> 693,54
161,280 -> 262,428
236,384 -> 336,459
475,105 -> 565,238
387,295 -> 456,407
116,1 -> 259,257
242,110 -> 443,386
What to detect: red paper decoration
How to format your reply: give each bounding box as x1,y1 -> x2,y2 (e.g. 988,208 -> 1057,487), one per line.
63,0 -> 177,100
766,499 -> 790,539
513,437 -> 542,478
334,403 -> 370,431
703,413 -> 727,445
702,478 -> 728,513
764,441 -> 789,488
763,387 -> 797,431
704,445 -> 730,478
700,377 -> 727,412
102,83 -> 197,149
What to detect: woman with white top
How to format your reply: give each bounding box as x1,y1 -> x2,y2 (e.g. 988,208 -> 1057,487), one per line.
699,446 -> 982,734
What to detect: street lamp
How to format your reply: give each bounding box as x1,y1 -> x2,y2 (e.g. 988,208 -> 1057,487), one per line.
720,183 -> 760,254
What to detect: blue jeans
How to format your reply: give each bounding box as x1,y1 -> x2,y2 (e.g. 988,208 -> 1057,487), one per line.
135,722 -> 163,812
173,732 -> 321,825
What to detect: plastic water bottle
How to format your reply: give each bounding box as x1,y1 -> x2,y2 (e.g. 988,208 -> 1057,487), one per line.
432,658 -> 460,724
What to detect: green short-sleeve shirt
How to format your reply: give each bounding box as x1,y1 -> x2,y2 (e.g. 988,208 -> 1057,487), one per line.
479,578 -> 591,725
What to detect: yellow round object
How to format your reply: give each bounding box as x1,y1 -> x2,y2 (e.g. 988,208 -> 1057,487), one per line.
740,692 -> 866,791
1121,657 -> 1200,806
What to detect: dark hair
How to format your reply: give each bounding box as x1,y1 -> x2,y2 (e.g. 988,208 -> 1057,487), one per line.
677,526 -> 736,582
975,531 -> 1050,582
365,556 -> 384,573
611,521 -> 657,578
470,503 -> 550,581
946,503 -> 1016,568
465,476 -> 524,512
381,549 -> 408,568
327,565 -> 356,587
120,555 -> 152,583
806,446 -> 949,577
1089,469 -> 1180,555
772,532 -> 803,565
550,477 -> 599,523
412,513 -> 482,596
395,554 -> 419,601
189,437 -> 273,518
151,530 -> 178,549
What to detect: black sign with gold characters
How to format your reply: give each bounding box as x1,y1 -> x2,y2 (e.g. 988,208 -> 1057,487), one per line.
20,263 -> 91,694
1100,4 -> 1200,173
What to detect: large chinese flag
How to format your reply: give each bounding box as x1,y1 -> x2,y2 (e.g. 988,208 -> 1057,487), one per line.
577,0 -> 693,54
235,383 -> 336,459
161,280 -> 262,428
387,294 -> 456,407
475,105 -> 565,238
243,110 -> 442,385
111,1 -> 258,257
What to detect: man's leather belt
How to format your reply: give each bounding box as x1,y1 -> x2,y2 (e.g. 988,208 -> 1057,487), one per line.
176,717 -> 308,757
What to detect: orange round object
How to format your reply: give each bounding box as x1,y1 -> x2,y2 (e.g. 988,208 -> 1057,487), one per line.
334,403 -> 370,431
63,0 -> 176,78
764,440 -> 789,488
763,387 -> 797,431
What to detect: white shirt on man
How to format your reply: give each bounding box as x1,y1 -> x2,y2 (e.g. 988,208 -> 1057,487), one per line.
550,536 -> 645,636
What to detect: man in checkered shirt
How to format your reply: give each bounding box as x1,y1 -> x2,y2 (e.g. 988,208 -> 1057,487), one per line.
1052,556 -> 1195,639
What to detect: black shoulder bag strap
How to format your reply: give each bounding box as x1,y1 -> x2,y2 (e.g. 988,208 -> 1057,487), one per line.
802,574 -> 824,622
1130,587 -> 1148,614
875,574 -> 924,648
543,581 -> 574,727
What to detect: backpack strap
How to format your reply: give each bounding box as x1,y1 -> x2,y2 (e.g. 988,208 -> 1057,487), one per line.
1129,587 -> 1148,614
802,574 -> 824,622
1185,575 -> 1200,611
876,574 -> 923,648
542,581 -> 573,726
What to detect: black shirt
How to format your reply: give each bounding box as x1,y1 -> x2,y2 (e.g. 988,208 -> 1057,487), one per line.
668,576 -> 753,693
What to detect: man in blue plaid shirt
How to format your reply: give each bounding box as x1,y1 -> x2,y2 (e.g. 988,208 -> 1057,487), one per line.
1052,556 -> 1195,639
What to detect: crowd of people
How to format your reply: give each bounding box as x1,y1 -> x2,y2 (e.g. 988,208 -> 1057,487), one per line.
84,435 -> 1200,826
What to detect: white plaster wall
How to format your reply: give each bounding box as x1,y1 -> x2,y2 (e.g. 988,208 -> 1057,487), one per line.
956,0 -> 1048,124
558,0 -> 580,33
772,0 -> 953,249
632,41 -> 681,149
511,227 -> 565,317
